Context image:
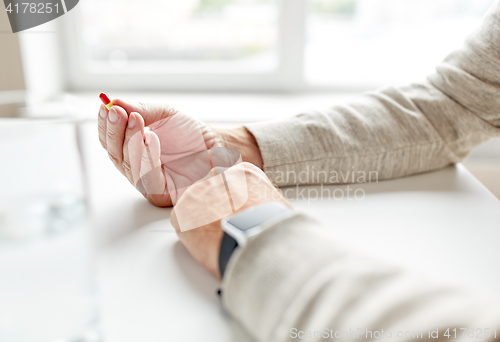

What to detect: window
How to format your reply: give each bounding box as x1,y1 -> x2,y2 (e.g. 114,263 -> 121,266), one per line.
306,0 -> 495,88
62,0 -> 495,91
79,0 -> 279,73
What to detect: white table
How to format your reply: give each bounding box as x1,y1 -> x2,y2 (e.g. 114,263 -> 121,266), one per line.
80,122 -> 500,342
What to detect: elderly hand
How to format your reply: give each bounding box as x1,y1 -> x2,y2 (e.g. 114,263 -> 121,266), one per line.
170,162 -> 290,279
97,99 -> 263,207
98,99 -> 223,206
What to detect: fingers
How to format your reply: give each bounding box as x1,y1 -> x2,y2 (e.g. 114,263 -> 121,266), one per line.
112,98 -> 142,116
112,98 -> 177,126
106,106 -> 129,175
140,131 -> 170,206
98,104 -> 108,149
140,131 -> 164,192
112,98 -> 156,126
123,112 -> 145,185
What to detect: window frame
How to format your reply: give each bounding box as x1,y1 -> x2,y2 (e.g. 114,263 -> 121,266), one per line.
58,0 -> 494,94
60,0 -> 312,92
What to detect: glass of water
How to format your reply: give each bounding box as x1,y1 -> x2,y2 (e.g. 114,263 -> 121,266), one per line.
0,119 -> 100,342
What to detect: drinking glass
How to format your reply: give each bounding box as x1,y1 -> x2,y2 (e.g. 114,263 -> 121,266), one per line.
0,119 -> 100,342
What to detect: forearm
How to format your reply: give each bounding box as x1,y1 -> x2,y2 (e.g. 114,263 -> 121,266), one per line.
222,213 -> 500,342
240,2 -> 500,187
243,83 -> 496,187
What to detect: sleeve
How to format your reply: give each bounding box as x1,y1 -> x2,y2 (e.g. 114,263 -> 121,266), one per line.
245,1 -> 500,187
221,213 -> 500,342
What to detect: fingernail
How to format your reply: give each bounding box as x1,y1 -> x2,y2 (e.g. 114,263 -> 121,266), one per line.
108,108 -> 118,123
145,131 -> 152,146
128,113 -> 137,129
99,106 -> 107,119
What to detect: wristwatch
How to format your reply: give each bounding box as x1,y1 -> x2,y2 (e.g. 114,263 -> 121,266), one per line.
218,202 -> 293,277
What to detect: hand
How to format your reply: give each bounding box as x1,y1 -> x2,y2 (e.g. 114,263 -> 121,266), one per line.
97,99 -> 264,207
170,162 -> 290,279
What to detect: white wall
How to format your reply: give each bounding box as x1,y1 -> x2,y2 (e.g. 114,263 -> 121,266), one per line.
0,8 -> 25,117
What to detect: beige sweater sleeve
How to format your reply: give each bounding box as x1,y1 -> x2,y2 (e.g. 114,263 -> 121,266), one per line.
221,2 -> 500,342
245,2 -> 500,186
221,213 -> 500,342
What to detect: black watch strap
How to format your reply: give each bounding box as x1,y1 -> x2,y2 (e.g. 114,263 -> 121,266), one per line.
218,232 -> 238,278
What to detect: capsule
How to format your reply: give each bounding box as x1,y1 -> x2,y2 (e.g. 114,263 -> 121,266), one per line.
99,93 -> 114,110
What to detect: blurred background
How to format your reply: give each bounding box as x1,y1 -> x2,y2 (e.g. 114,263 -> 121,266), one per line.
1,0 -> 498,195
0,1 -> 499,341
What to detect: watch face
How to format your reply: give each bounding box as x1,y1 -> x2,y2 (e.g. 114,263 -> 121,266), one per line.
226,202 -> 291,231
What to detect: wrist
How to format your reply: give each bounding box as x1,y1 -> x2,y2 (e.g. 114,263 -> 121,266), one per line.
215,127 -> 263,170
